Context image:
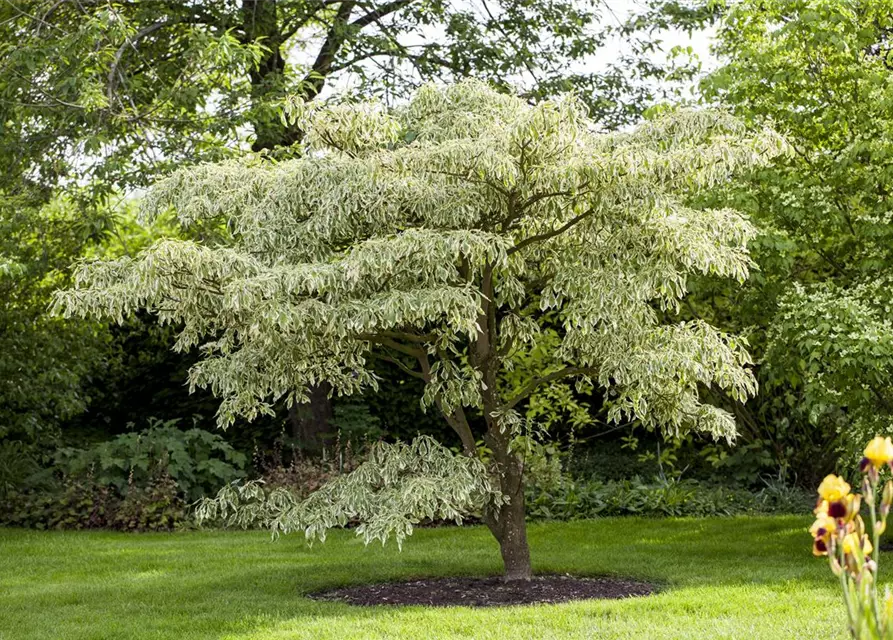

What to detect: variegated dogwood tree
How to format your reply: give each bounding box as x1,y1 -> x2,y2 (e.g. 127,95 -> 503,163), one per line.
55,81 -> 785,580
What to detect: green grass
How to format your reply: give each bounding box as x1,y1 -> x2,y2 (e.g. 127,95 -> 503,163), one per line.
0,517 -> 850,639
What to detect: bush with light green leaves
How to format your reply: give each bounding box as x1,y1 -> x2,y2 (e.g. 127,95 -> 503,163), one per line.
55,80 -> 785,580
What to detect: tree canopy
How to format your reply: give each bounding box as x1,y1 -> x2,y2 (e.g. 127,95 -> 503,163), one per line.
0,198 -> 105,440
0,0 -> 712,449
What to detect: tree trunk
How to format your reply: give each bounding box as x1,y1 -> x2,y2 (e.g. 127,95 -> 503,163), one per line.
241,0 -> 303,151
288,382 -> 334,452
484,434 -> 533,581
472,262 -> 532,581
489,489 -> 532,581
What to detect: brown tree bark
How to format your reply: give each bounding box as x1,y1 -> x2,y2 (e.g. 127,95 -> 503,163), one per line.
241,0 -> 303,151
470,263 -> 532,580
491,495 -> 533,582
483,430 -> 532,581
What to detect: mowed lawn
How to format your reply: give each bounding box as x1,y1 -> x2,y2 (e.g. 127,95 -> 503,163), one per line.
0,517 -> 849,639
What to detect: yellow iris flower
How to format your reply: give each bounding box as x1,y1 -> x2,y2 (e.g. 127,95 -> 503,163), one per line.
810,515 -> 837,539
864,436 -> 893,469
818,475 -> 851,503
810,514 -> 837,557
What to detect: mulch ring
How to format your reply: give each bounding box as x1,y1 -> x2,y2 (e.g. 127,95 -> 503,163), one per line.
308,574 -> 656,607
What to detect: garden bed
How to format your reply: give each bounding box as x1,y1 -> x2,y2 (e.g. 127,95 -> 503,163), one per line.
308,574 -> 655,607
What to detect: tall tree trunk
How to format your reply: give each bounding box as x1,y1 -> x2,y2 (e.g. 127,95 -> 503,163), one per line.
472,263 -> 532,581
242,0 -> 334,446
484,432 -> 532,581
288,382 -> 334,452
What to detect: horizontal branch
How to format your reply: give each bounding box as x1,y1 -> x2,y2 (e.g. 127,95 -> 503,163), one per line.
367,351 -> 427,380
375,329 -> 436,343
520,182 -> 591,210
507,207 -> 597,256
350,0 -> 411,30
357,333 -> 426,358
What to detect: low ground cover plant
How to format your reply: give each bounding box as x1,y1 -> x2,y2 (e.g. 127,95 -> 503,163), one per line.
527,475 -> 811,520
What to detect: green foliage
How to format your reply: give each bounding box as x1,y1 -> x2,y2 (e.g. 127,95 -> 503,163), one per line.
67,312 -> 226,439
56,418 -> 246,502
3,479 -> 117,531
0,0 -> 701,206
501,327 -> 596,434
0,198 -> 111,441
0,194 -> 182,444
765,283 -> 893,468
361,362 -> 447,442
330,403 -> 383,442
111,473 -> 188,532
1,419 -> 242,531
1,468 -> 187,532
0,440 -> 42,501
521,433 -> 812,520
689,0 -> 893,478
567,433 -> 785,487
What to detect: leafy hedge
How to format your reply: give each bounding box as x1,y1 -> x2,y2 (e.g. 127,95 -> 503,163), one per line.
2,473 -> 186,531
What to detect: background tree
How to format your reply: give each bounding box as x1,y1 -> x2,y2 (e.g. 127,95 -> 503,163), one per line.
0,197 -> 107,442
0,195 -> 176,444
688,0 -> 893,478
0,0 -> 699,197
57,81 -> 784,579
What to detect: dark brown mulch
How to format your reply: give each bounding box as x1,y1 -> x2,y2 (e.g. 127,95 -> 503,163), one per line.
308,574 -> 656,608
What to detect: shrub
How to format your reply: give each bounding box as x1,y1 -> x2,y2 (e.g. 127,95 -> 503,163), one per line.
111,471 -> 187,531
1,419 -> 241,530
253,433 -> 365,498
2,467 -> 187,532
0,440 -> 42,500
3,479 -> 116,530
55,418 -> 246,502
